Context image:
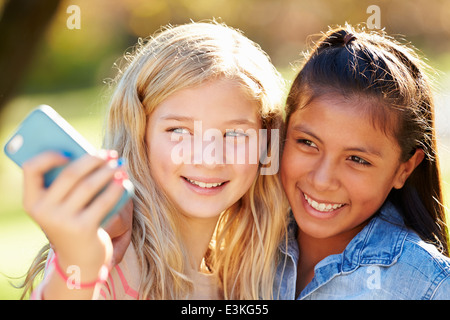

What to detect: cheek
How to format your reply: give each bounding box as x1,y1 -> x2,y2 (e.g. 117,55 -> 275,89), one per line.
233,162 -> 259,186
226,162 -> 259,204
147,134 -> 180,183
344,171 -> 396,213
281,144 -> 307,186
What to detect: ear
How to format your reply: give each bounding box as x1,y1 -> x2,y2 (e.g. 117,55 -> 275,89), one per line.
393,149 -> 425,189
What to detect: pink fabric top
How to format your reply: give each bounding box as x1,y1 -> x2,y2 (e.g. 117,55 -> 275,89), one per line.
31,244 -> 141,300
30,243 -> 222,299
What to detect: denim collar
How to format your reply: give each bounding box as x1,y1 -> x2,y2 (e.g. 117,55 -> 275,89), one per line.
280,201 -> 409,273
338,201 -> 408,272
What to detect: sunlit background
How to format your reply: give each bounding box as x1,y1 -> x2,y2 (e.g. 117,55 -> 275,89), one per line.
0,0 -> 449,299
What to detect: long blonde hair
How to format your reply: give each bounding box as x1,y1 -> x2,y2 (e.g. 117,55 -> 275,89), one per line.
21,21 -> 288,300
105,21 -> 288,299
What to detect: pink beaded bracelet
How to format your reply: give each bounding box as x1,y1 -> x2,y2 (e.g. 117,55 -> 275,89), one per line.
52,253 -> 109,289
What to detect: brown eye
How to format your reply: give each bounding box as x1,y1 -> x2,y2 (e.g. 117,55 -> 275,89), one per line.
297,139 -> 318,149
348,155 -> 371,166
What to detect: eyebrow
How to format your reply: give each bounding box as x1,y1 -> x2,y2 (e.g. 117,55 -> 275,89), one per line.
160,115 -> 195,122
291,124 -> 383,158
343,147 -> 383,158
291,124 -> 323,144
160,114 -> 257,127
223,119 -> 257,126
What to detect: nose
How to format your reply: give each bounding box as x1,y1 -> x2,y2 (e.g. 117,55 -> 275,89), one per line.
192,128 -> 226,169
308,156 -> 340,192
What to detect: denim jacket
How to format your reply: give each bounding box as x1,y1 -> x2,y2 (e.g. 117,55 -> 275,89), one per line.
274,201 -> 450,299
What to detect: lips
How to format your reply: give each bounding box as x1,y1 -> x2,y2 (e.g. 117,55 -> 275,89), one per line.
182,176 -> 228,190
184,177 -> 225,188
303,193 -> 345,213
299,190 -> 347,220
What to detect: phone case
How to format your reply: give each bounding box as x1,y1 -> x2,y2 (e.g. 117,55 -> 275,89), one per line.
3,105 -> 134,226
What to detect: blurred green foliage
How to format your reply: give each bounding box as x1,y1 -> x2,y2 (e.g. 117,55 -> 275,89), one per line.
8,0 -> 450,95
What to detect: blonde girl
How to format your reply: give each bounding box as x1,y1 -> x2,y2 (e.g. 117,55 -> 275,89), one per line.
22,21 -> 288,299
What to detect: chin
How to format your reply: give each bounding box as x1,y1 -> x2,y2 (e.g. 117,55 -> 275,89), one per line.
179,207 -> 224,220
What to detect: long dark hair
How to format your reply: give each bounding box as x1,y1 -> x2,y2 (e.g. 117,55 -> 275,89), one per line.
286,25 -> 449,256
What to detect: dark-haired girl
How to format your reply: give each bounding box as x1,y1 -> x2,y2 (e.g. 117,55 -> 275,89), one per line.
275,25 -> 450,299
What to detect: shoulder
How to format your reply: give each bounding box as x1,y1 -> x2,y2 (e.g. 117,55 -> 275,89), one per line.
401,231 -> 450,274
395,231 -> 450,299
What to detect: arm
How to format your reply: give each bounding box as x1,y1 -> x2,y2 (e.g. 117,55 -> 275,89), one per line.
103,200 -> 133,267
23,151 -> 126,299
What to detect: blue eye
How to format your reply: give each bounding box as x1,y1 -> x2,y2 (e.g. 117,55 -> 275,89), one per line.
169,128 -> 190,135
225,130 -> 248,138
348,155 -> 371,166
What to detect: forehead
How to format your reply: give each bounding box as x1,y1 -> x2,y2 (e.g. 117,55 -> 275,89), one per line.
292,93 -> 399,138
289,95 -> 402,155
151,79 -> 260,125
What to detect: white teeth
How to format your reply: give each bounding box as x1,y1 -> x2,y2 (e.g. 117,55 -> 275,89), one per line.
186,178 -> 224,188
304,193 -> 344,212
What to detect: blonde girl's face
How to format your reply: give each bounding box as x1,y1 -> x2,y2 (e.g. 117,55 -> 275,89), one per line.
145,79 -> 262,220
281,96 -> 418,242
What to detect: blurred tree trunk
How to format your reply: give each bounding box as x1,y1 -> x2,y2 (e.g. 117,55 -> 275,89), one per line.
0,0 -> 61,112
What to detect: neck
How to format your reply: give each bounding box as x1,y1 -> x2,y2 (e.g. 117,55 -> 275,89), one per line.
180,214 -> 220,272
295,225 -> 364,295
297,230 -> 351,269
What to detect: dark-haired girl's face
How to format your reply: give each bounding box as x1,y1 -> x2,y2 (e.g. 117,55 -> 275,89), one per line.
281,96 -> 422,242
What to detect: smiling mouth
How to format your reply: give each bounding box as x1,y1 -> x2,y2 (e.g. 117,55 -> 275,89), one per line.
303,193 -> 345,213
183,177 -> 227,189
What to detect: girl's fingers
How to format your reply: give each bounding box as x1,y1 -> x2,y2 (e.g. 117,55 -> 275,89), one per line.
23,150 -> 120,221
80,178 -> 126,228
22,152 -> 70,215
61,160 -> 123,214
44,153 -> 108,205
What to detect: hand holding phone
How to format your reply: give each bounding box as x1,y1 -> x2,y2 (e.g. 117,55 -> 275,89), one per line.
3,105 -> 134,227
3,105 -> 135,297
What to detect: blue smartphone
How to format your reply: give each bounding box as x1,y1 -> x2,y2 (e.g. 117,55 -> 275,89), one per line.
3,105 -> 134,227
